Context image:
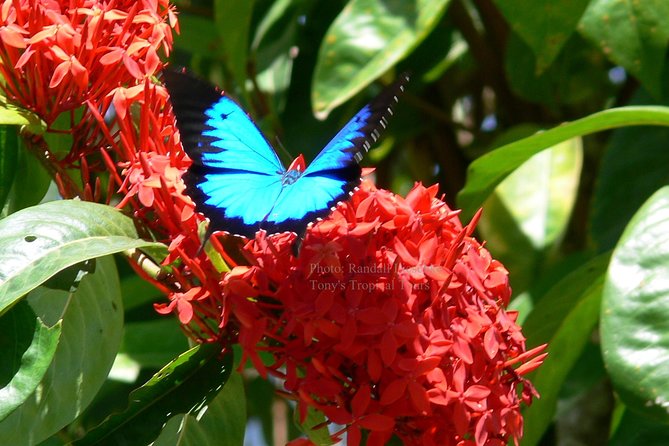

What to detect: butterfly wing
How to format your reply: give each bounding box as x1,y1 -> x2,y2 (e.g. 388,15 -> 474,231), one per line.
304,73 -> 409,175
260,74 -> 410,234
163,68 -> 285,237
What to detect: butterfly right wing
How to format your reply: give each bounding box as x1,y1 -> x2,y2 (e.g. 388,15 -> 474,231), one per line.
163,68 -> 285,237
257,74 -> 410,235
304,73 -> 409,176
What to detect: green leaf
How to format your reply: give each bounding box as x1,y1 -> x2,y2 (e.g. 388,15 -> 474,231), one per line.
479,137 -> 582,292
121,319 -> 189,369
215,0 -> 255,88
610,407 -> 669,445
0,200 -> 161,317
505,32 -> 612,108
0,256 -> 123,443
0,98 -> 46,135
312,0 -> 450,117
75,344 -> 233,446
154,371 -> 246,446
296,406 -> 332,446
502,137 -> 582,245
602,186 -> 669,423
494,0 -> 590,72
0,300 -> 61,422
173,14 -> 223,60
457,106 -> 669,220
579,0 -> 669,97
520,254 -> 610,446
0,126 -> 19,211
4,140 -> 51,215
590,92 -> 669,251
251,0 -> 300,111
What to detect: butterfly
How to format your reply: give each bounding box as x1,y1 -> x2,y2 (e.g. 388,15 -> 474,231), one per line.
163,68 -> 408,246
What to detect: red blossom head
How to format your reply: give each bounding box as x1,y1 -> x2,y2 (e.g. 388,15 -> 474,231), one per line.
224,180 -> 546,446
0,0 -> 179,204
0,0 -> 176,125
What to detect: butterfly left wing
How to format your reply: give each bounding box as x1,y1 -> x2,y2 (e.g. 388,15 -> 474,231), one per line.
163,68 -> 287,237
259,74 -> 410,234
163,68 -> 285,174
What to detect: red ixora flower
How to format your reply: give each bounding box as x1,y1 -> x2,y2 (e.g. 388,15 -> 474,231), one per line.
0,0 -> 177,125
0,0 -> 179,203
224,180 -> 546,446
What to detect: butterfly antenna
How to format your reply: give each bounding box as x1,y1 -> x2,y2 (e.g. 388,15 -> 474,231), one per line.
274,136 -> 293,165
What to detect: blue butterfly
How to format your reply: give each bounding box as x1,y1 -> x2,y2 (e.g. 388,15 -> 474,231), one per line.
163,68 -> 408,242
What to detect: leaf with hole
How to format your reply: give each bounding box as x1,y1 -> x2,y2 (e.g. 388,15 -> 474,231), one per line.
0,200 -> 163,316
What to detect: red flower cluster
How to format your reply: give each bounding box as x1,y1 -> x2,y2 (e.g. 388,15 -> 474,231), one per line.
0,0 -> 179,204
0,0 -> 176,125
226,180 -> 546,446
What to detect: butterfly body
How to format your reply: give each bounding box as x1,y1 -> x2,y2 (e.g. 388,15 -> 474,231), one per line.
163,68 -> 408,241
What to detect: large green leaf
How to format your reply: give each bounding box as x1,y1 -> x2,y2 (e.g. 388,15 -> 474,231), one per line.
590,92 -> 669,251
457,106 -> 669,219
251,0 -> 300,111
154,370 -> 246,446
215,0 -> 255,88
0,200 -> 161,316
0,300 -> 61,422
602,186 -> 669,423
494,0 -> 590,72
479,137 -> 582,292
610,407 -> 669,445
312,0 -> 450,117
0,256 -> 123,444
579,0 -> 669,97
0,97 -> 46,135
520,254 -> 610,446
4,141 -> 51,215
74,343 -> 233,446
